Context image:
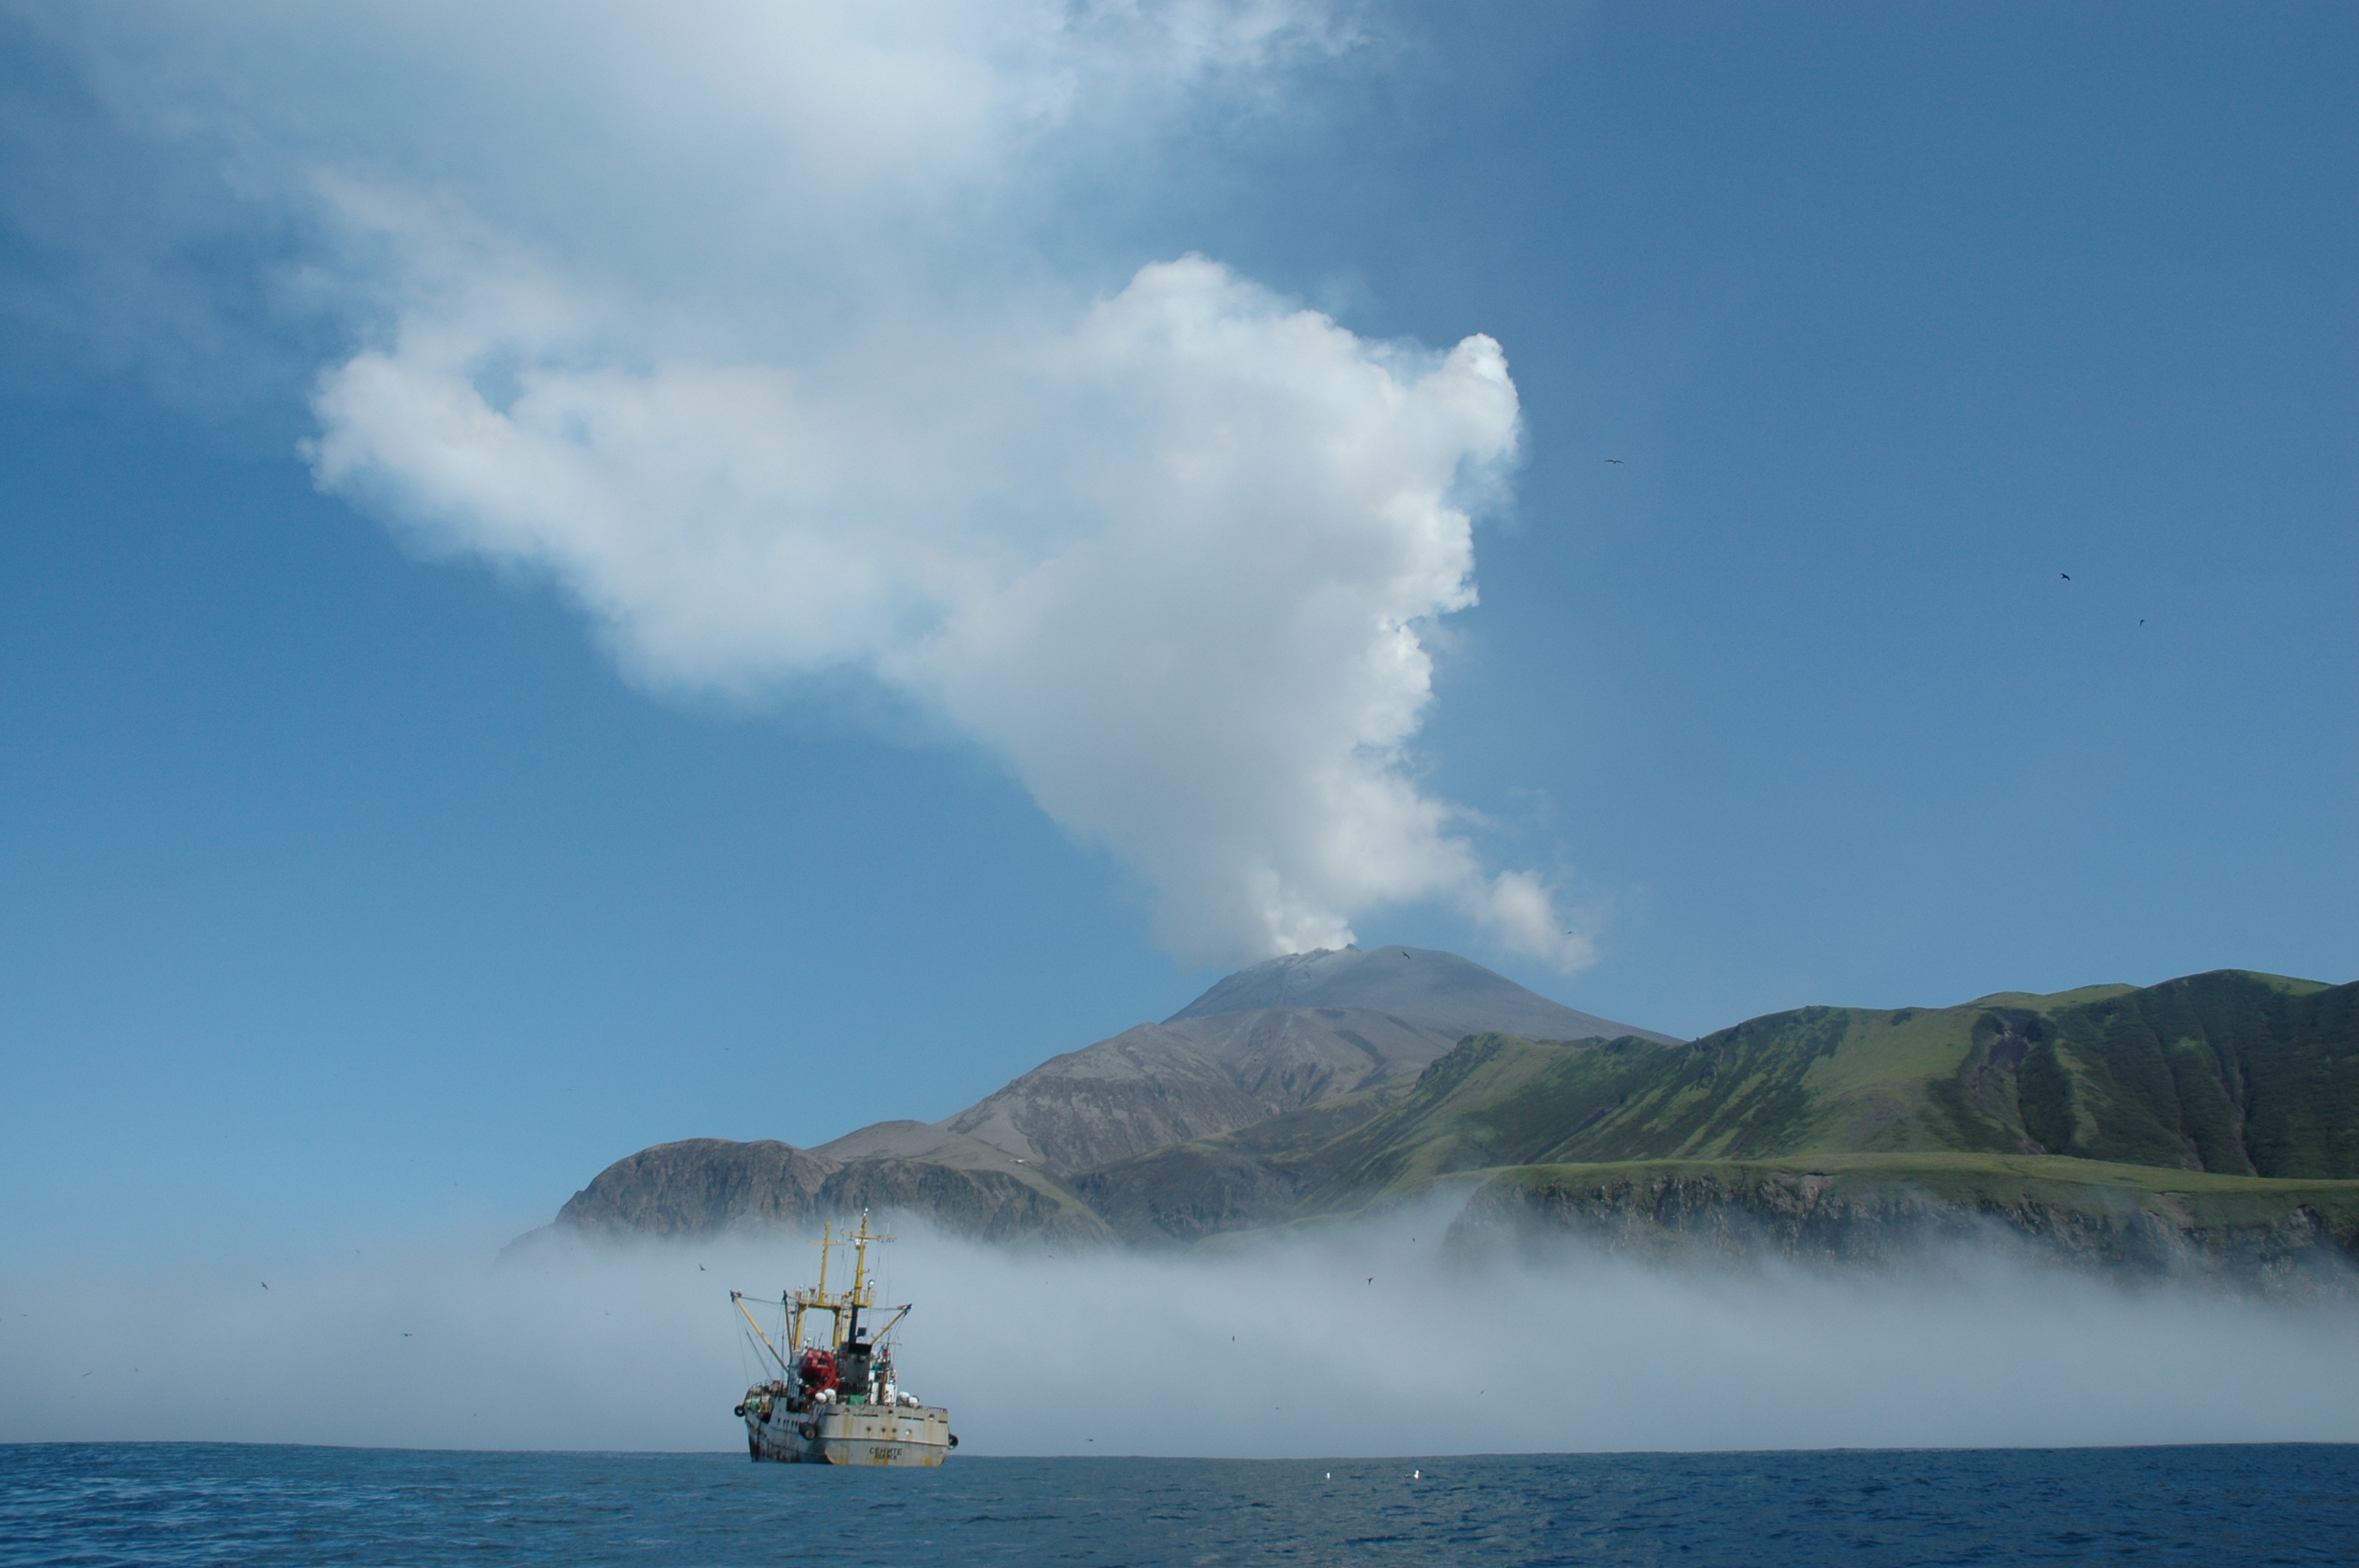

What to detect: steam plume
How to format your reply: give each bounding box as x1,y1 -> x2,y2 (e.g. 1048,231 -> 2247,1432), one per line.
17,0 -> 1594,970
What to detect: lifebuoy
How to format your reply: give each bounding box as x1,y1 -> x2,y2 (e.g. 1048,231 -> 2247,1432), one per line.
799,1422 -> 819,1440
947,1433 -> 959,1448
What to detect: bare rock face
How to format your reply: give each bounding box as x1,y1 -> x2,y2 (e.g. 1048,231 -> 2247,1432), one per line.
942,947 -> 1670,1176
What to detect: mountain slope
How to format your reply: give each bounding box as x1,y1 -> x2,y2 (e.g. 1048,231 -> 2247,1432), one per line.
517,963 -> 2353,1272
941,946 -> 1667,1175
521,944 -> 1668,1250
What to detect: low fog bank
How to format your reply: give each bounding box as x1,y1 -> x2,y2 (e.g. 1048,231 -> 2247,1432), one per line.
6,1210 -> 2357,1456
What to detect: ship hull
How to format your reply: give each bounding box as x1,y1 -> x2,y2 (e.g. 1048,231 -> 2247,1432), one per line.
745,1401 -> 953,1466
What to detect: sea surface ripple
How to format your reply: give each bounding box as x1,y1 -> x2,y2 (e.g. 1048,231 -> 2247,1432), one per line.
3,1443 -> 2354,1566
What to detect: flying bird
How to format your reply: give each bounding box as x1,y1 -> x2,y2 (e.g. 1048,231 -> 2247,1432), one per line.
260,1282 -> 268,1290
2060,572 -> 2071,580
1605,458 -> 1623,464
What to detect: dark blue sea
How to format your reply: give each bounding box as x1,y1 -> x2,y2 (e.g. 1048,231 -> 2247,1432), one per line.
3,1443 -> 2354,1566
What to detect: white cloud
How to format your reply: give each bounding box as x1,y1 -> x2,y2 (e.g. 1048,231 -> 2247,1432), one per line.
20,0 -> 1594,971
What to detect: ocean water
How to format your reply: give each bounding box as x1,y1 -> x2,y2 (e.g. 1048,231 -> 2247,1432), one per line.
3,1443 -> 2354,1566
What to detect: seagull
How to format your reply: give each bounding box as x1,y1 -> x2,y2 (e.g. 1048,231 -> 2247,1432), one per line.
2060,572 -> 2071,580
260,1282 -> 268,1290
699,1264 -> 707,1272
1367,1276 -> 1374,1283
402,1333 -> 413,1338
2139,619 -> 2146,626
1605,458 -> 1623,464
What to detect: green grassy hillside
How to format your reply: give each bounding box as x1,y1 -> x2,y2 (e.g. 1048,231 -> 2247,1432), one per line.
1303,968 -> 2357,1190
1074,969 -> 2357,1247
2005,971 -> 2354,1177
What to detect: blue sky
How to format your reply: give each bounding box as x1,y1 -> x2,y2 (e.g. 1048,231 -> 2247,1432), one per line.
2,2 -> 2351,1261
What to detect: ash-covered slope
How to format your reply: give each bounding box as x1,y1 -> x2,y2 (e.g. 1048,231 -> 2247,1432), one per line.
940,946 -> 1669,1175
1167,946 -> 1677,1044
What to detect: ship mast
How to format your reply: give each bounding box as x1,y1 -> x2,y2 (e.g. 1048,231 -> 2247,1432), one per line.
780,1212 -> 893,1352
736,1209 -> 915,1371
788,1221 -> 842,1353
847,1209 -> 888,1341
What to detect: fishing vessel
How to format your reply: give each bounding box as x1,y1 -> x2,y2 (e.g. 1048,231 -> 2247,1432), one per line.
730,1211 -> 955,1465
